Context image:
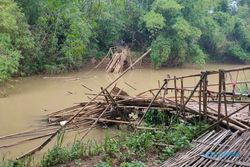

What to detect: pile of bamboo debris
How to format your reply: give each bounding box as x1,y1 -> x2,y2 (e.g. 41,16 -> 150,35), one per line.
105,46 -> 132,73
48,85 -> 250,132
161,129 -> 250,167
48,86 -> 176,128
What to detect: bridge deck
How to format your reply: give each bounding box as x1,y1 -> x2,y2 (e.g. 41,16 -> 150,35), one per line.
185,101 -> 250,123
161,129 -> 250,167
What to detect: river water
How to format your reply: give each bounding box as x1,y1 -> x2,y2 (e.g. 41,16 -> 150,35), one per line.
0,64 -> 249,161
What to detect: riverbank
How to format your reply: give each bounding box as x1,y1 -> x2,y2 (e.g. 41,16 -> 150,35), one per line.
1,115 -> 208,167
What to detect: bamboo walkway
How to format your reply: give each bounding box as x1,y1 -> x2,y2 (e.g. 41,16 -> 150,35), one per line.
161,129 -> 250,167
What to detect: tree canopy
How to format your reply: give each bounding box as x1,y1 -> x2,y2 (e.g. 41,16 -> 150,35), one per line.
0,0 -> 249,82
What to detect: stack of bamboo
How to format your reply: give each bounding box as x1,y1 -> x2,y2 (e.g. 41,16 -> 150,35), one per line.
47,87 -> 176,127
105,47 -> 132,73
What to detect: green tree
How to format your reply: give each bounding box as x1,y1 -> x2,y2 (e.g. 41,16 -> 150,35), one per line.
150,35 -> 171,68
0,0 -> 35,81
1,0 -> 250,82
34,0 -> 92,73
142,0 -> 205,67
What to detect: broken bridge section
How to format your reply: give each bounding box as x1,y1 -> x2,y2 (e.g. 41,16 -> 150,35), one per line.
161,129 -> 250,167
0,64 -> 250,160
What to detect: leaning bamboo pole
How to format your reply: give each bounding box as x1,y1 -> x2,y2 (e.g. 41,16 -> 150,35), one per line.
81,104 -> 112,140
137,81 -> 166,126
16,49 -> 151,160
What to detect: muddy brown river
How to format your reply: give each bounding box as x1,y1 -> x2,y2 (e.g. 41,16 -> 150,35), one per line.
0,64 -> 249,161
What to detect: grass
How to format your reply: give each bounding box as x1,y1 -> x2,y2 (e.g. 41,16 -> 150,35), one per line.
236,83 -> 249,94
1,110 -> 208,167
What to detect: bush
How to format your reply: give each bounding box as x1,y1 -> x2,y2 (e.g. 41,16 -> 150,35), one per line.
0,0 -> 35,82
144,109 -> 167,125
150,35 -> 171,69
120,161 -> 145,167
41,146 -> 70,167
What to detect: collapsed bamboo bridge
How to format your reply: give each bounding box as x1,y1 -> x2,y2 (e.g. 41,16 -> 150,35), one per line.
0,49 -> 250,165
161,129 -> 250,167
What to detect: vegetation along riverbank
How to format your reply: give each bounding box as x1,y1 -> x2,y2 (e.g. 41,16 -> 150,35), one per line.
1,0 -> 250,83
1,110 -> 208,167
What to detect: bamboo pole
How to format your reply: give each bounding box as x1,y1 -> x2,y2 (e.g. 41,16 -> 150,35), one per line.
163,80 -> 168,102
177,80 -> 250,89
0,132 -> 54,149
101,87 -> 110,104
217,70 -> 223,130
224,66 -> 250,73
180,72 -> 207,114
190,98 -> 249,129
221,70 -> 229,129
17,49 -> 151,160
81,104 -> 111,140
165,74 -> 208,129
0,127 -> 58,140
200,103 -> 250,134
81,84 -> 93,91
104,89 -> 118,107
165,73 -> 202,81
125,82 -> 136,90
158,80 -> 162,97
174,76 -> 178,114
93,48 -> 110,69
165,66 -> 250,81
84,117 -> 137,125
179,78 -> 186,119
199,75 -> 203,124
202,72 -> 208,121
137,81 -> 166,126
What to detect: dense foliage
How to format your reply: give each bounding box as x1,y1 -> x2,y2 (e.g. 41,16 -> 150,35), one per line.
0,0 -> 250,81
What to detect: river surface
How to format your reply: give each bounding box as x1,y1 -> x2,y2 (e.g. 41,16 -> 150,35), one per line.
0,64 -> 249,161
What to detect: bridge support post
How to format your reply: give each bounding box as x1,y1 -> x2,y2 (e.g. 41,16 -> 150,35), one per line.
218,69 -> 230,129
202,71 -> 208,122
199,73 -> 203,129
221,70 -> 229,129
181,78 -> 185,119
163,80 -> 168,102
218,70 -> 222,130
174,76 -> 178,115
